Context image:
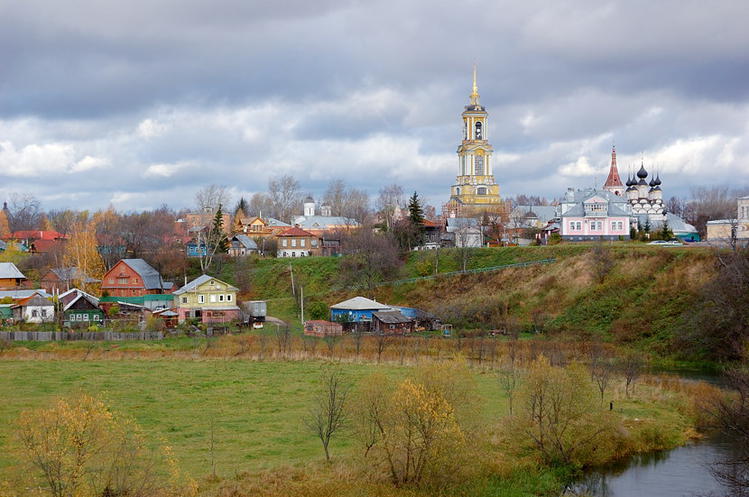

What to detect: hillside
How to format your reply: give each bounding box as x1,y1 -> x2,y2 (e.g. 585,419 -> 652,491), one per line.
207,245 -> 716,359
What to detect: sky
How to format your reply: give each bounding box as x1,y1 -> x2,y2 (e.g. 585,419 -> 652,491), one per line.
1,0 -> 748,212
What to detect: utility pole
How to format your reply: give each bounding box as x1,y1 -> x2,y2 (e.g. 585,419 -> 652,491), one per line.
300,285 -> 304,325
289,263 -> 295,297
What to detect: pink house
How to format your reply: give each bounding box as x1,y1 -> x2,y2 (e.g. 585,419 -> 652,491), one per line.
560,190 -> 632,241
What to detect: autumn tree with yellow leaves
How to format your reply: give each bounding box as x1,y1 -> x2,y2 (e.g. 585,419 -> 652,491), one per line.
352,361 -> 479,489
10,393 -> 195,497
62,222 -> 105,294
0,209 -> 9,238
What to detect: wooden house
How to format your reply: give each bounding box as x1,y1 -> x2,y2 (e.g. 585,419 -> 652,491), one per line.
173,274 -> 241,324
228,235 -> 258,257
372,310 -> 415,335
100,259 -> 173,298
0,262 -> 27,290
59,288 -> 104,327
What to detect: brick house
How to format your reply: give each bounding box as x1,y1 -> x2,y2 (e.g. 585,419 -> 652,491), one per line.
100,259 -> 174,298
304,320 -> 344,337
276,227 -> 321,257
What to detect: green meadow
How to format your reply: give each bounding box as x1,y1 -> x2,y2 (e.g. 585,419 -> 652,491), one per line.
0,359 -> 510,478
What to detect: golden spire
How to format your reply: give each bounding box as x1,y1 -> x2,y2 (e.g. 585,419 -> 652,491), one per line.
469,64 -> 480,106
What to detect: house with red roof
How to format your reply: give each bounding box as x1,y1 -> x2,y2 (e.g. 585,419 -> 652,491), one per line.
275,226 -> 321,257
100,259 -> 174,298
5,230 -> 68,254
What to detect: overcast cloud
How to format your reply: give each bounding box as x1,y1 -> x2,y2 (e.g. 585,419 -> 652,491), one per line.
1,0 -> 748,211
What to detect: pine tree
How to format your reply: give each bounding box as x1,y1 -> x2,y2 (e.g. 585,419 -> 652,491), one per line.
407,191 -> 425,247
660,219 -> 673,240
211,204 -> 229,254
408,192 -> 424,225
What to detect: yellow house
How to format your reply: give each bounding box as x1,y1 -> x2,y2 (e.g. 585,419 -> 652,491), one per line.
174,274 -> 241,323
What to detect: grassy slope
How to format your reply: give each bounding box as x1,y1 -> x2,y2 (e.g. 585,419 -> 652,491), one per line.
222,245 -> 714,359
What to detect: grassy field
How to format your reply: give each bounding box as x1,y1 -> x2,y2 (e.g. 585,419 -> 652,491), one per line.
0,359 -> 510,479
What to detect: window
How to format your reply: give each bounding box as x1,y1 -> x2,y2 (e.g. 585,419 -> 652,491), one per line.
117,277 -> 128,284
94,315 -> 100,321
198,295 -> 205,304
219,294 -> 224,302
475,155 -> 484,175
475,121 -> 482,139
210,280 -> 215,285
210,294 -> 217,303
70,313 -> 77,321
477,186 -> 487,195
300,239 -> 306,247
576,222 -> 582,230
312,239 -> 318,247
83,314 -> 89,321
182,297 -> 188,304
227,294 -> 232,302
32,310 -> 38,318
291,239 -> 297,247
282,239 -> 288,247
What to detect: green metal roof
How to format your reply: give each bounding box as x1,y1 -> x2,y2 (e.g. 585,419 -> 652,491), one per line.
99,294 -> 175,304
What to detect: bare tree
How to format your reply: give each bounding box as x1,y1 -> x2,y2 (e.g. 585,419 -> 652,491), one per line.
619,352 -> 644,397
268,175 -> 302,223
195,184 -> 231,213
6,193 -> 41,231
249,192 -> 274,218
498,358 -> 521,415
701,368 -> 749,496
590,355 -> 615,406
681,248 -> 749,361
376,184 -> 404,230
685,186 -> 737,238
322,179 -> 348,216
306,368 -> 349,462
451,218 -> 479,271
375,333 -> 390,363
339,228 -> 403,290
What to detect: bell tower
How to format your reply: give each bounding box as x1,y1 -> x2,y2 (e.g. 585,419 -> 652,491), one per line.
446,66 -> 502,216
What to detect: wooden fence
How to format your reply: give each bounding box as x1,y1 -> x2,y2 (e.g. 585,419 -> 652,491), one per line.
0,331 -> 164,341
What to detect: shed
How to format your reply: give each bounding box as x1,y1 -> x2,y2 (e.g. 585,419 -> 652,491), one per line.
372,311 -> 415,335
396,307 -> 440,330
304,320 -> 344,337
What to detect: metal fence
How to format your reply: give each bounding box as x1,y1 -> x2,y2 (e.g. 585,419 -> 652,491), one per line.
0,331 -> 164,341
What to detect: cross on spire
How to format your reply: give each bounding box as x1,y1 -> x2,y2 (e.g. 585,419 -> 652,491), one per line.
469,65 -> 480,106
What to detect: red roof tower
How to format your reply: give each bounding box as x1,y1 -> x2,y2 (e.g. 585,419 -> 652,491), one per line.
603,146 -> 624,196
